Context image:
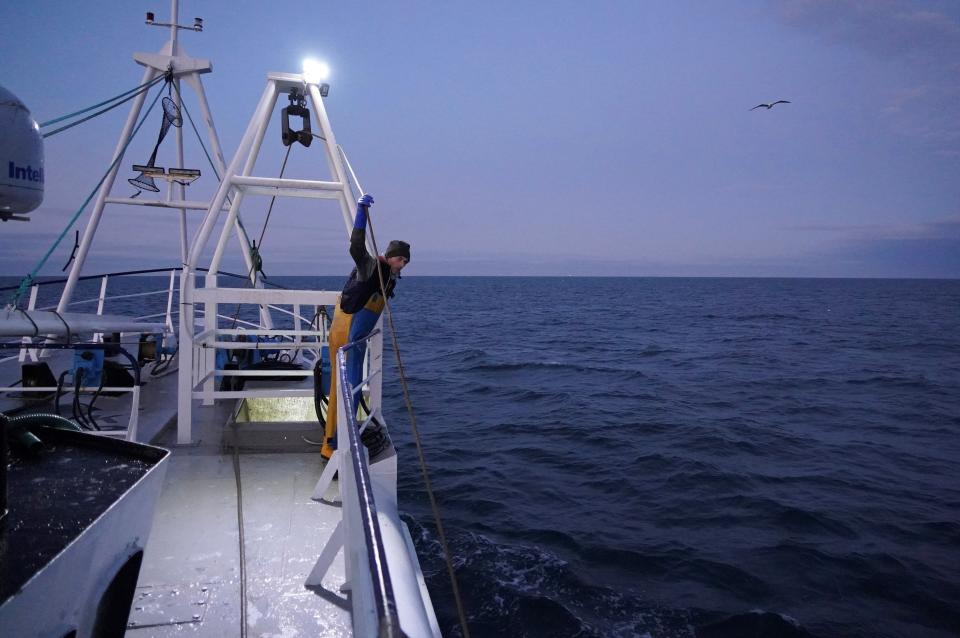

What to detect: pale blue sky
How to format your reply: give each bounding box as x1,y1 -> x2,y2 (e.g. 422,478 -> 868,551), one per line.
2,1 -> 958,277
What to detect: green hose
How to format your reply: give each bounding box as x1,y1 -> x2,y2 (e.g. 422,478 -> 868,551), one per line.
4,413 -> 82,432
1,412 -> 82,457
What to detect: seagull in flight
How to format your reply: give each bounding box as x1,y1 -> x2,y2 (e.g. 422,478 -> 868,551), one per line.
750,100 -> 791,111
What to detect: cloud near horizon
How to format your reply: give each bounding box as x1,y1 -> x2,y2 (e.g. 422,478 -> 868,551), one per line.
4,218 -> 958,279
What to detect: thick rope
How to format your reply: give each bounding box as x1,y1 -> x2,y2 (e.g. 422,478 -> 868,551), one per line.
39,75 -> 166,128
41,76 -> 167,139
9,81 -> 168,309
366,211 -> 472,638
256,145 -> 292,250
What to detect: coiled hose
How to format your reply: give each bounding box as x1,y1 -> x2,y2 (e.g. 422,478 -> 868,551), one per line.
1,412 -> 82,456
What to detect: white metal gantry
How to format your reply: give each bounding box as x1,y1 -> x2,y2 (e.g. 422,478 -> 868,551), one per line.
176,71 -> 381,444
56,0 -> 260,315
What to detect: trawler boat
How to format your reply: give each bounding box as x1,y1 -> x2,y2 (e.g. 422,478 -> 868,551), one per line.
0,2 -> 443,636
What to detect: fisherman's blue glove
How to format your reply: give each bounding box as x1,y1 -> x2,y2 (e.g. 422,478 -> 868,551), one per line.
354,193 -> 374,229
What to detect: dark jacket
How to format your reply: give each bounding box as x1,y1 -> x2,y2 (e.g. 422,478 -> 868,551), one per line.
339,227 -> 396,313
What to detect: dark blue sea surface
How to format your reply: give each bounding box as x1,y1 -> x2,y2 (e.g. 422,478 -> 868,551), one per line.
4,275 -> 959,637
374,277 -> 959,638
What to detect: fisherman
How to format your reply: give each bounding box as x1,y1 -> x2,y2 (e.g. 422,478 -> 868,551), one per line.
321,193 -> 410,460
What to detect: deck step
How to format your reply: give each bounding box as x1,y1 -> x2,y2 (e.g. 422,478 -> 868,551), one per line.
221,420 -> 326,453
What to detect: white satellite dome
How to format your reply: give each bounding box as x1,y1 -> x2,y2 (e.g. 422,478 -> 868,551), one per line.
0,83 -> 44,220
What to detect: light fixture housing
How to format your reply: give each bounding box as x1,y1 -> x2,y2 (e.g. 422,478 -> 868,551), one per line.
302,58 -> 330,85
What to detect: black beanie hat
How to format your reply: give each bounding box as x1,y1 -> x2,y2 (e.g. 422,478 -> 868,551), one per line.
384,240 -> 410,261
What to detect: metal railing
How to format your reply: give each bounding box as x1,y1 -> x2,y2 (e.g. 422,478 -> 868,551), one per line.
304,327 -> 440,637
176,285 -> 348,443
335,330 -> 402,638
1,268 -> 181,366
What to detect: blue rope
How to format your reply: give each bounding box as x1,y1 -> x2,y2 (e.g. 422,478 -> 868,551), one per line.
39,75 -> 166,128
10,82 -> 167,308
41,80 -> 160,139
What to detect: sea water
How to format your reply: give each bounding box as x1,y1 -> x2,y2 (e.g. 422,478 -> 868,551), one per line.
5,275 -> 958,637
378,277 -> 959,638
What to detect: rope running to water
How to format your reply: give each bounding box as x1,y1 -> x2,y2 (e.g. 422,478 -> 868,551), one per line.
365,211 -> 472,638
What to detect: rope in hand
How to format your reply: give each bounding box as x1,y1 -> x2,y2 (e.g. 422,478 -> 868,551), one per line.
365,208 -> 472,638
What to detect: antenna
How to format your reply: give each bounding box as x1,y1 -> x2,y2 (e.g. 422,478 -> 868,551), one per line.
144,8 -> 203,31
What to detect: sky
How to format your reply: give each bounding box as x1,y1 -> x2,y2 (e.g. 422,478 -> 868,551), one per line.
1,0 -> 959,278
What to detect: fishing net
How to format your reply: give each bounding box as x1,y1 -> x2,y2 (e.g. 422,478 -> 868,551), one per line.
129,96 -> 183,192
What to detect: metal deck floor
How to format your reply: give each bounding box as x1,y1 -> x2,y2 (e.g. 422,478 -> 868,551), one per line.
1,355 -> 360,635
129,415 -> 351,636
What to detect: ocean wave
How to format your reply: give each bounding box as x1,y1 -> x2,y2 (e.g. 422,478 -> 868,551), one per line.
464,360 -> 648,380
844,374 -> 931,388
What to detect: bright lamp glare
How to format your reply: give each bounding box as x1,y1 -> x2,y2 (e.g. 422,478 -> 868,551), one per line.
302,59 -> 330,84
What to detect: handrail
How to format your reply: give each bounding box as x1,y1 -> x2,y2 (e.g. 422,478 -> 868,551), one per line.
0,266 -> 287,293
39,288 -> 171,311
336,329 -> 402,638
136,310 -> 180,321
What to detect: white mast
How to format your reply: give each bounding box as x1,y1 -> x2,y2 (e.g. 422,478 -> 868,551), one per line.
56,0 -> 258,314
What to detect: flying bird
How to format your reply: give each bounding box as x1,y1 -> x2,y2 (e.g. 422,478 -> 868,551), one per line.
750,100 -> 791,111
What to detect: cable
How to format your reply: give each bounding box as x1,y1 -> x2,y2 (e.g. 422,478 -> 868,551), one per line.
73,369 -> 94,430
49,309 -> 71,345
55,370 -> 69,416
41,76 -> 166,139
230,423 -> 249,638
9,80 -> 167,309
39,75 -> 166,127
15,307 -> 40,338
339,143 -> 470,633
365,210 -> 472,638
86,367 -> 106,430
151,347 -> 177,376
61,231 -> 80,271
0,266 -> 289,293
169,80 -> 221,181
229,144 -> 294,329
168,80 -> 254,242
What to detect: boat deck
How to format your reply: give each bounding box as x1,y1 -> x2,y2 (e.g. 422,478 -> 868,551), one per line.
0,354 -> 362,636
129,415 -> 352,636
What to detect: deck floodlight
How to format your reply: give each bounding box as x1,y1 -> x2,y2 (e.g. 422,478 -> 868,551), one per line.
131,165 -> 166,176
302,59 -> 330,85
319,83 -> 330,98
168,168 -> 201,185
194,17 -> 203,31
